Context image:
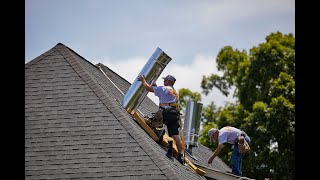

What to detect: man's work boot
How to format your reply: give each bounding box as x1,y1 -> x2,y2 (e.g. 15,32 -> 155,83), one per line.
155,129 -> 165,142
144,118 -> 151,126
166,140 -> 174,161
177,153 -> 184,164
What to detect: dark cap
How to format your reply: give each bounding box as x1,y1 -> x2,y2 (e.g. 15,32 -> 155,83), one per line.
162,75 -> 176,83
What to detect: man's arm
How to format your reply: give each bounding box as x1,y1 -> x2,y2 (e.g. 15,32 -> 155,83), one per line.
137,74 -> 154,92
208,143 -> 223,164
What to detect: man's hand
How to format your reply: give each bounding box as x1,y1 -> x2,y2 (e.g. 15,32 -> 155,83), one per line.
137,74 -> 154,92
137,74 -> 145,81
208,144 -> 223,165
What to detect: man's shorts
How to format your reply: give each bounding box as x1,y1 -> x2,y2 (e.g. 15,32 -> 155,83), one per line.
162,108 -> 179,136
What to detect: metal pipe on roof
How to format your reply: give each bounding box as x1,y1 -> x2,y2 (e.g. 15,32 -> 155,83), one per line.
183,100 -> 203,148
122,47 -> 172,114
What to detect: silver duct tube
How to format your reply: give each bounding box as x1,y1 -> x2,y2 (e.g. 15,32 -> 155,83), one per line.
122,47 -> 172,114
183,101 -> 203,147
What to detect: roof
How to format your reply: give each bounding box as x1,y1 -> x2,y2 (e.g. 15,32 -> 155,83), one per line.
25,43 -> 244,179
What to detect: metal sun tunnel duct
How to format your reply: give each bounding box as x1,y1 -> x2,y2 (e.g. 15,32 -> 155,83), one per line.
122,47 -> 172,114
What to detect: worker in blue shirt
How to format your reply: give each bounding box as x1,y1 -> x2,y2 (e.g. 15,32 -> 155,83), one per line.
138,74 -> 184,164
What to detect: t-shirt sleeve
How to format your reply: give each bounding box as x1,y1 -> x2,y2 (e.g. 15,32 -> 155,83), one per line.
153,86 -> 163,97
218,133 -> 228,145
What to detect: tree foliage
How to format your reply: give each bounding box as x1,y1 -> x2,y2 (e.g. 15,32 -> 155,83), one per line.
199,32 -> 295,180
178,88 -> 202,110
201,102 -> 219,125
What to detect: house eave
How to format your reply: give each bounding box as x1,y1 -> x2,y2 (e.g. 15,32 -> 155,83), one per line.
195,163 -> 255,180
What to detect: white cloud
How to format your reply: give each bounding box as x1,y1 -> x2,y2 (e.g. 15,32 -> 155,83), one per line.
96,53 -> 236,108
173,0 -> 294,31
25,0 -> 293,109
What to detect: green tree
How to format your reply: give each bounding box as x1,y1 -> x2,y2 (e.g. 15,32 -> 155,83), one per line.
201,101 -> 219,125
199,32 -> 295,180
178,88 -> 202,109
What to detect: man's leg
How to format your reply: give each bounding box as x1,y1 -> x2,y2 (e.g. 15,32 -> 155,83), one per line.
163,111 -> 183,164
172,134 -> 184,164
166,140 -> 174,160
172,135 -> 182,154
231,143 -> 243,176
237,135 -> 250,175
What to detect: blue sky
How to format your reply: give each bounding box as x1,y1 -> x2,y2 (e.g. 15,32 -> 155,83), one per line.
25,0 -> 295,107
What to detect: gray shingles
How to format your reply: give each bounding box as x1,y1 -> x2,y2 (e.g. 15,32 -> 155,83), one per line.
185,144 -> 232,173
96,63 -> 232,176
96,63 -> 234,175
26,43 -> 232,179
26,44 -> 162,180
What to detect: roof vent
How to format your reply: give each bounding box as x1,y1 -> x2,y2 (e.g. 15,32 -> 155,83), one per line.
183,100 -> 203,155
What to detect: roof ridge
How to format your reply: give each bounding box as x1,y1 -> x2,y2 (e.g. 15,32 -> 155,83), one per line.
96,62 -> 132,86
54,45 -> 183,179
25,43 -> 62,68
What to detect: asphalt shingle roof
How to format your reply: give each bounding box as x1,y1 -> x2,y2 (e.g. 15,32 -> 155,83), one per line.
25,43 -> 232,179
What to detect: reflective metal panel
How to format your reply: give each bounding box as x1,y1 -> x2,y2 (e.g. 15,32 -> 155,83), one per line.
183,101 -> 203,146
122,47 -> 172,114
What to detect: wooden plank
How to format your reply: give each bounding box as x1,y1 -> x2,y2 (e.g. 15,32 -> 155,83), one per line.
131,112 -> 159,141
162,133 -> 206,176
185,158 -> 206,176
131,112 -> 206,176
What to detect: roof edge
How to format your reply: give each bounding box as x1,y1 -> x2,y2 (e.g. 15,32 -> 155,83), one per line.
196,163 -> 255,180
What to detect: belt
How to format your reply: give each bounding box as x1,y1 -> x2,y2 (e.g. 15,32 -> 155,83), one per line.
159,103 -> 179,108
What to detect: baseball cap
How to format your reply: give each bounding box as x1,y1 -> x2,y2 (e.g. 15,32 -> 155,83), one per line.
208,128 -> 217,142
162,75 -> 176,83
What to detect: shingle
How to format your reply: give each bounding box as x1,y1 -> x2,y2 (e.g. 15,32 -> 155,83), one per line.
25,44 -> 165,179
25,43 -> 235,180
